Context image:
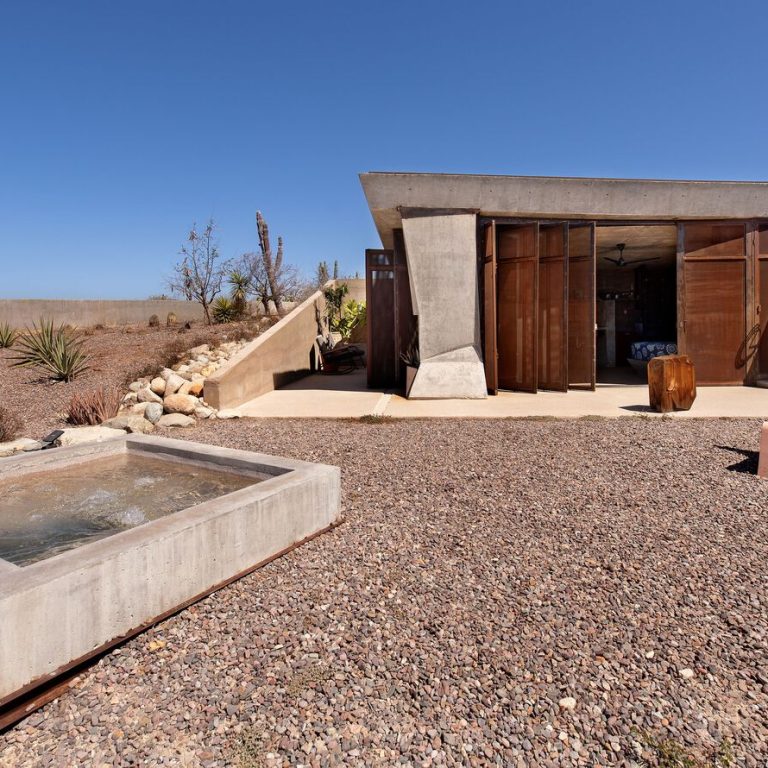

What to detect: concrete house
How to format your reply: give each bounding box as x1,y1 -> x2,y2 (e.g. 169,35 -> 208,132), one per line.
360,172 -> 768,399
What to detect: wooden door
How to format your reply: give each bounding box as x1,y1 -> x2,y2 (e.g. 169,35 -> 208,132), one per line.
482,221 -> 498,394
757,224 -> 768,379
497,223 -> 538,392
567,223 -> 596,389
680,223 -> 747,385
365,249 -> 396,388
538,223 -> 568,391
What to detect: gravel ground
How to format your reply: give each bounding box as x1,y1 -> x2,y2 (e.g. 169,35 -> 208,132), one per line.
1,417 -> 767,767
0,321 -> 262,438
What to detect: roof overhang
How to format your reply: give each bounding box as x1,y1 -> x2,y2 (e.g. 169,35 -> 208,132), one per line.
360,172 -> 768,248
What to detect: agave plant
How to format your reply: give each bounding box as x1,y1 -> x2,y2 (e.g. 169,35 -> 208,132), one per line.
212,296 -> 238,324
11,318 -> 90,381
0,322 -> 17,348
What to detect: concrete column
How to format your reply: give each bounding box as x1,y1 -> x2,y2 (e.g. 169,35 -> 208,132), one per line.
401,212 -> 487,398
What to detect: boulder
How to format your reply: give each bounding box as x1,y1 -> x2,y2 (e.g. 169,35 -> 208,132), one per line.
144,402 -> 163,424
216,409 -> 241,420
200,363 -> 218,377
123,392 -> 138,404
137,387 -> 163,404
57,426 -> 126,446
178,379 -> 204,397
157,413 -> 195,428
159,368 -> 177,381
188,344 -> 210,355
150,376 -> 166,395
130,402 -> 149,415
194,406 -> 215,419
0,438 -> 42,457
128,380 -> 145,393
163,393 -> 199,415
102,414 -> 155,434
163,373 -> 186,395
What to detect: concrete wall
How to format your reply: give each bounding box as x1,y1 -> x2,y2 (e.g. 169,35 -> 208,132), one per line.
0,299 -> 205,328
205,279 -> 366,409
401,213 -> 487,399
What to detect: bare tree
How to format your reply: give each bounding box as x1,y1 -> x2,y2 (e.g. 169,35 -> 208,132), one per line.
168,220 -> 229,324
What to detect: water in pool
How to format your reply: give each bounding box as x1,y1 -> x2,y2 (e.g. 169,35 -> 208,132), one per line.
0,452 -> 260,567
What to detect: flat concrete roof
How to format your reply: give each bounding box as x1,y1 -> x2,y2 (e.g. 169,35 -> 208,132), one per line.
360,172 -> 768,247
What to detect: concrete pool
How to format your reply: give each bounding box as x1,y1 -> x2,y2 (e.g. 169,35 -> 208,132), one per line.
0,434 -> 340,726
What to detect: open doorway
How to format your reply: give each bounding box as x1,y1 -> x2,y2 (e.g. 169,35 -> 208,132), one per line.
595,225 -> 677,384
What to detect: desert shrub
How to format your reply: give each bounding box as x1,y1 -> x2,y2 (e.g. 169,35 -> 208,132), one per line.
67,386 -> 121,425
166,311 -> 177,326
0,407 -> 22,442
226,323 -> 261,343
148,314 -> 160,328
212,297 -> 238,324
338,299 -> 366,342
11,318 -> 90,381
0,322 -> 17,348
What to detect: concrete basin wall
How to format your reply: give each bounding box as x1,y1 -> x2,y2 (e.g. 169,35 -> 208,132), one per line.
0,435 -> 341,706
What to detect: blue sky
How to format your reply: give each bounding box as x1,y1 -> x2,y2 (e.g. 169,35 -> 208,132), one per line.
1,1 -> 766,299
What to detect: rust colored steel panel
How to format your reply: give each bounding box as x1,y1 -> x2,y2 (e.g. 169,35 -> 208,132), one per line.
483,221 -> 498,394
538,223 -> 568,391
648,354 -> 697,413
393,230 -> 416,387
760,257 -> 768,376
567,223 -> 595,389
683,259 -> 746,384
497,224 -> 538,392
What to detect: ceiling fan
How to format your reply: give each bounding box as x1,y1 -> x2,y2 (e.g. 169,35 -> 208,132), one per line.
603,242 -> 661,267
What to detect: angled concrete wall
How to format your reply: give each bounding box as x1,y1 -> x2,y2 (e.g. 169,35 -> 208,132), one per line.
204,279 -> 366,409
401,213 -> 487,399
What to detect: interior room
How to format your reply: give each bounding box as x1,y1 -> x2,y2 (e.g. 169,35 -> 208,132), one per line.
595,224 -> 677,383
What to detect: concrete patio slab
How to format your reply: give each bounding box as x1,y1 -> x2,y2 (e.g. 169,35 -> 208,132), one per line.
235,372 -> 768,419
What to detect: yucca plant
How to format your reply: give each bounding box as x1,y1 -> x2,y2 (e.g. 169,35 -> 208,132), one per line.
212,296 -> 238,324
66,386 -> 121,425
0,322 -> 17,348
228,270 -> 250,318
11,318 -> 90,381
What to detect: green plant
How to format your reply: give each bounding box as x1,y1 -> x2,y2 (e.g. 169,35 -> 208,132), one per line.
66,386 -> 121,425
0,407 -> 22,442
635,728 -> 734,768
358,414 -> 393,425
148,314 -> 160,328
212,296 -> 238,323
11,318 -> 90,381
400,327 -> 420,368
0,323 -> 18,348
323,283 -> 349,332
228,270 -> 251,318
336,299 -> 366,342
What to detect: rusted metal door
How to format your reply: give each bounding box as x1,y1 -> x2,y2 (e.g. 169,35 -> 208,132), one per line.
482,221 -> 498,394
679,222 -> 747,385
497,223 -> 538,392
538,223 -> 568,391
567,222 -> 596,389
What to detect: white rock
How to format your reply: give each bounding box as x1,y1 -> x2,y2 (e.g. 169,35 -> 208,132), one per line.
144,402 -> 163,424
123,392 -> 138,404
175,364 -> 191,373
57,426 -> 126,446
130,403 -> 150,415
679,668 -> 695,679
128,381 -> 143,392
644,650 -> 655,659
159,368 -> 177,381
150,376 -> 166,395
137,387 -> 163,404
195,355 -> 209,364
188,344 -> 210,355
102,414 -> 154,434
216,409 -> 241,420
194,406 -> 214,419
157,413 -> 195,428
0,438 -> 42,457
558,697 -> 577,712
163,373 -> 186,395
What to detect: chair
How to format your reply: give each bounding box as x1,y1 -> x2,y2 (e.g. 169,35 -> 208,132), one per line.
316,336 -> 365,374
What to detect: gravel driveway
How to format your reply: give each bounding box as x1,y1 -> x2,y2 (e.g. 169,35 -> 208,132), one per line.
1,417 -> 767,767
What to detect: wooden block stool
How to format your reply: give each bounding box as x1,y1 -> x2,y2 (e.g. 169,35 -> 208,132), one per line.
647,355 -> 696,413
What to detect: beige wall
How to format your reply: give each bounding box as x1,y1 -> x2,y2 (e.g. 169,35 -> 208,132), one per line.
0,299 -> 205,328
205,279 -> 367,410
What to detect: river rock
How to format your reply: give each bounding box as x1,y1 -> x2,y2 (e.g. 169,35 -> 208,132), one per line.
149,376 -> 166,395
163,393 -> 199,415
194,406 -> 215,419
57,425 -> 126,446
188,344 -> 210,355
157,413 -> 195,428
130,402 -> 149,415
179,379 -> 204,397
102,414 -> 155,434
216,409 -> 241,420
137,387 -> 162,404
144,402 -> 163,424
163,373 -> 186,395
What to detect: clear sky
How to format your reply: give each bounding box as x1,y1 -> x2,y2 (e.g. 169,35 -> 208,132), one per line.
1,1 -> 766,299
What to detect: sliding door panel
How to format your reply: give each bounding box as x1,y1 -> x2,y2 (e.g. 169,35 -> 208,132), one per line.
497,223 -> 538,392
538,223 -> 568,391
567,223 -> 596,389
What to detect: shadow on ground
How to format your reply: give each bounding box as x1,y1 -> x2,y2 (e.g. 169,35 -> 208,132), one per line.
716,445 -> 759,474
